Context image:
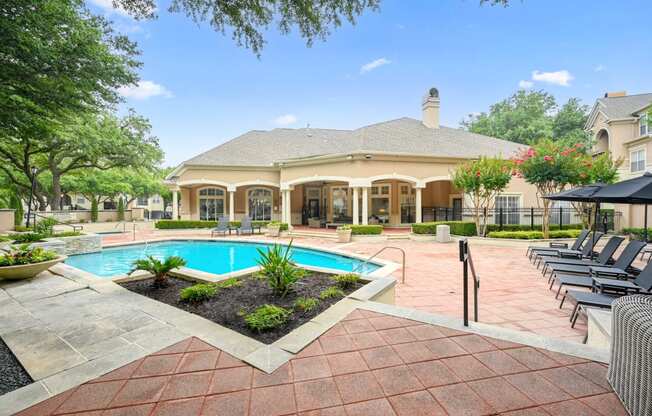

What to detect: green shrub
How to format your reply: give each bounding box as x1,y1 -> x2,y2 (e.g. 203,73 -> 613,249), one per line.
265,221 -> 289,231
256,240 -> 303,297
487,229 -> 582,240
411,221 -> 477,236
132,255 -> 187,288
34,218 -> 57,236
245,304 -> 291,331
155,220 -> 287,230
180,283 -> 217,302
333,273 -> 360,289
215,277 -> 243,289
485,223 -> 583,232
13,225 -> 32,232
294,297 -> 319,312
0,235 -> 11,242
117,197 -> 125,221
350,225 -> 383,235
623,227 -> 652,241
0,245 -> 58,266
10,233 -> 45,243
319,286 -> 345,300
52,231 -> 83,238
10,194 -> 23,227
90,199 -> 98,222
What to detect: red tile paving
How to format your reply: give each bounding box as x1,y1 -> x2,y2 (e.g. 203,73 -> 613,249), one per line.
16,310 -> 625,416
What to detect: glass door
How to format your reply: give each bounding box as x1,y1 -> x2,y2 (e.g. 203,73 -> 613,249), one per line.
399,184 -> 415,223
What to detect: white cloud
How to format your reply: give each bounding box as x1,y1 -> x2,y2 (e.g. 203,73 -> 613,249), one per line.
360,58 -> 391,74
87,0 -> 131,17
518,80 -> 534,89
118,81 -> 173,100
274,114 -> 298,126
594,64 -> 606,72
531,70 -> 574,86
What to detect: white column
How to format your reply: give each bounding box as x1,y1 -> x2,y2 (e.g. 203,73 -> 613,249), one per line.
229,191 -> 235,222
285,190 -> 292,228
172,190 -> 178,220
415,187 -> 423,223
281,190 -> 287,223
362,187 -> 369,225
352,187 -> 359,225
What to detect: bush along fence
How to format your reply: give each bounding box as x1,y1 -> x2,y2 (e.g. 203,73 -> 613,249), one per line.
412,221 -> 477,236
422,206 -> 621,233
155,220 -> 288,231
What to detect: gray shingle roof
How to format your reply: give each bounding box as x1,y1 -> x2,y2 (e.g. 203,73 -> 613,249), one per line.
183,117 -> 524,167
596,93 -> 652,119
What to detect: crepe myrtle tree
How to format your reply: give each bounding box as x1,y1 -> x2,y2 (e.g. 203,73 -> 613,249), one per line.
569,152 -> 621,228
453,157 -> 512,237
513,140 -> 589,238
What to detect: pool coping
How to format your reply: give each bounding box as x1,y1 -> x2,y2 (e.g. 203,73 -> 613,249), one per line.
75,237 -> 397,282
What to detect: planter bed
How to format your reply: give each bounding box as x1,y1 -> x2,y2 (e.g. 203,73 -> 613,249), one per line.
120,272 -> 363,344
0,336 -> 32,396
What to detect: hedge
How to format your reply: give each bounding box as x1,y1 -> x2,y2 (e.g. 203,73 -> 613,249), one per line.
487,229 -> 582,240
485,223 -> 583,232
155,220 -> 288,231
623,227 -> 652,241
411,221 -> 477,236
349,225 -> 383,235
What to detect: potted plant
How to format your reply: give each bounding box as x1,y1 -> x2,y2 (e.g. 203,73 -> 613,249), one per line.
266,221 -> 282,237
0,245 -> 66,280
132,255 -> 187,288
336,224 -> 352,243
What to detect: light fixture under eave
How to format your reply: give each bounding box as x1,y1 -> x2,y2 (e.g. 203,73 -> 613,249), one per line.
364,154 -> 372,160
346,155 -> 353,160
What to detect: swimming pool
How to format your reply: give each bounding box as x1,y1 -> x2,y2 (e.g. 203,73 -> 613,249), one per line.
65,240 -> 381,278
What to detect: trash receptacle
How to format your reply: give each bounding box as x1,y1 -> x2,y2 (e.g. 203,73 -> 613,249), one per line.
608,295 -> 652,416
436,224 -> 451,243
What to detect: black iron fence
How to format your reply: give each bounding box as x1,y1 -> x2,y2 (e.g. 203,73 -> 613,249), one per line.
422,206 -> 622,233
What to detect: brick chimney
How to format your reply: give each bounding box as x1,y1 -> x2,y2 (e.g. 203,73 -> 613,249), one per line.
422,87 -> 440,129
604,91 -> 627,98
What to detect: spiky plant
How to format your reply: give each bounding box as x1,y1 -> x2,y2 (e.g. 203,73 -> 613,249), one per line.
132,255 -> 186,288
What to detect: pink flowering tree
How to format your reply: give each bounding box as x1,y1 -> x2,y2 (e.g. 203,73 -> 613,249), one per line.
569,153 -> 621,228
513,140 -> 587,238
452,157 -> 512,236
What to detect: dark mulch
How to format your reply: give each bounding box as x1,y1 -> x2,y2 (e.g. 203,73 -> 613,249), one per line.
121,273 -> 363,344
0,336 -> 32,395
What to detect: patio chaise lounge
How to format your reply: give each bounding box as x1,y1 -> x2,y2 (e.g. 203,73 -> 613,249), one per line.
527,229 -> 590,261
535,232 -> 603,269
545,240 -> 646,279
211,216 -> 231,237
560,266 -> 652,327
540,235 -> 623,275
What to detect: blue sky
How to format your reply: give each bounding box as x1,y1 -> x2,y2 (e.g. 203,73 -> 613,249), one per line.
88,0 -> 652,167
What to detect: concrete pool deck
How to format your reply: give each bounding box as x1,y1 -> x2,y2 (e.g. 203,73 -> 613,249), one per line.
102,229 -> 602,343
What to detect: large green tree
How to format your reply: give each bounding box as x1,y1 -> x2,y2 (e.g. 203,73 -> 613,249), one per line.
0,0 -> 157,210
462,90 -> 591,146
113,0 -> 508,55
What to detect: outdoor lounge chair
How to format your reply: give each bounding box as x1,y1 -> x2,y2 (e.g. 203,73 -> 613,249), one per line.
527,229 -> 589,261
236,217 -> 261,235
535,232 -> 603,269
546,240 -> 646,279
211,216 -> 231,237
540,235 -> 623,275
561,269 -> 652,327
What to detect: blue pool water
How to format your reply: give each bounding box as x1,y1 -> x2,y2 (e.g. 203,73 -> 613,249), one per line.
65,240 -> 381,278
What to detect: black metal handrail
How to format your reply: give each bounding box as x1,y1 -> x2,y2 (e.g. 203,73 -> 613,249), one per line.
459,239 -> 479,326
27,212 -> 84,233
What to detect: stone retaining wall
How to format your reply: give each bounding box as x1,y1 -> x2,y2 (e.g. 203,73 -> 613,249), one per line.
32,233 -> 102,255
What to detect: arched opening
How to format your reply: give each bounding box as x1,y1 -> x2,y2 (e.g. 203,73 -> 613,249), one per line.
197,187 -> 226,220
247,188 -> 273,221
595,129 -> 609,155
421,179 -> 463,222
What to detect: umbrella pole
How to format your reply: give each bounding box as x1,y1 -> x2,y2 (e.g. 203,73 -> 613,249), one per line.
591,202 -> 600,261
645,204 -> 649,243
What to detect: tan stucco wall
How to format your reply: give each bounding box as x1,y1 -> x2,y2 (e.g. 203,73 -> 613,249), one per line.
0,209 -> 15,232
177,167 -> 280,186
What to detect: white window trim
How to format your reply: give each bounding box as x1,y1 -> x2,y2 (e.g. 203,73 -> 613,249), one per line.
369,182 -> 392,220
629,146 -> 646,173
330,186 -> 350,218
494,193 -> 523,225
197,186 -> 227,220
640,114 -> 649,137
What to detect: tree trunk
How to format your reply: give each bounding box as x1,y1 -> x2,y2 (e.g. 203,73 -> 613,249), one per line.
542,198 -> 551,239
50,173 -> 62,211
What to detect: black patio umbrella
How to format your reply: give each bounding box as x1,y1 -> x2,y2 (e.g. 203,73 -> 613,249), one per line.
544,184 -> 606,260
591,172 -> 652,242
